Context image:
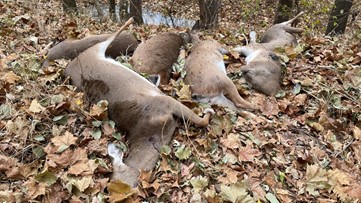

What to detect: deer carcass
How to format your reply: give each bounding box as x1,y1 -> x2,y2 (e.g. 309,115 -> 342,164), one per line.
45,31 -> 138,65
184,40 -> 258,111
131,32 -> 195,85
233,12 -> 305,95
64,25 -> 213,187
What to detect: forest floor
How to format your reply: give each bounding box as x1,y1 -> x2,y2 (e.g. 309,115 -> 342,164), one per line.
0,0 -> 361,202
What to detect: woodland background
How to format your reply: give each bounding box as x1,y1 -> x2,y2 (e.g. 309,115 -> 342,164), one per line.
0,0 -> 360,202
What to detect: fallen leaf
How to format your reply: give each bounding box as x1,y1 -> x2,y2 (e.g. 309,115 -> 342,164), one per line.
189,176 -> 208,193
175,145 -> 191,160
265,192 -> 280,203
353,126 -> 361,140
29,99 -> 45,113
72,176 -> 94,192
51,131 -> 78,152
68,159 -> 98,176
108,180 -> 137,202
305,164 -> 330,196
220,133 -> 240,149
35,170 -> 57,186
1,71 -> 21,84
89,100 -> 108,120
220,181 -> 253,203
23,177 -> 47,200
217,167 -> 239,184
293,94 -> 307,106
238,145 -> 262,162
260,97 -> 279,116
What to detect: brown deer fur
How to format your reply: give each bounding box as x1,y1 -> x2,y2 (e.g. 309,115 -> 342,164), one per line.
64,29 -> 213,187
184,40 -> 258,111
131,32 -> 186,85
260,12 -> 304,51
45,31 -> 138,62
235,44 -> 282,96
234,12 -> 304,95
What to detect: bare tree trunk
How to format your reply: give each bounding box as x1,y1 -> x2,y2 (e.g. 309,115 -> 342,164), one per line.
109,0 -> 116,20
274,0 -> 294,24
194,0 -> 221,30
62,0 -> 77,13
129,0 -> 143,24
325,0 -> 354,35
119,0 -> 129,22
94,0 -> 104,18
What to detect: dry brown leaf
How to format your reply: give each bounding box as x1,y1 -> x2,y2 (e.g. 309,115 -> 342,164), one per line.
102,122 -> 115,136
46,147 -> 88,169
353,126 -> 361,140
220,133 -> 240,149
108,180 -> 137,202
293,94 -> 307,106
89,100 -> 108,120
217,167 -> 239,184
68,159 -> 98,176
238,145 -> 262,162
1,71 -> 21,84
28,99 -> 45,113
260,97 -> 279,116
23,177 -> 47,200
72,176 -> 94,192
51,131 -> 78,148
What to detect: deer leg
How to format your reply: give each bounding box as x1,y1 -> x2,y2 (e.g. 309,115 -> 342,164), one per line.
223,80 -> 258,111
124,115 -> 176,171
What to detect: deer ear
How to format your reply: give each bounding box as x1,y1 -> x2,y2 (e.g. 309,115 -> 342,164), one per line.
180,30 -> 200,44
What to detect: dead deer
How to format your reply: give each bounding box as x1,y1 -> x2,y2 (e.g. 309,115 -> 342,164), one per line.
184,40 -> 258,111
233,12 -> 304,95
44,31 -> 138,66
64,19 -> 213,187
131,32 -> 196,85
260,11 -> 305,51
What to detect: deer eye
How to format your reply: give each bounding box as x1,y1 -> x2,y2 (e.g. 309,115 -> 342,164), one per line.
269,53 -> 279,61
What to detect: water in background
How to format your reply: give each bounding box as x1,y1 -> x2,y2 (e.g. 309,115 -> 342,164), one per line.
86,3 -> 195,28
142,9 -> 195,28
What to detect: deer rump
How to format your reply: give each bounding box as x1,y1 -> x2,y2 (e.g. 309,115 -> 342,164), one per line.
235,12 -> 304,95
64,30 -> 211,187
131,32 -> 185,85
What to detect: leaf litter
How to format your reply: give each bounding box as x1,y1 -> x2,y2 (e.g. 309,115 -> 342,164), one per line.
0,0 -> 361,202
